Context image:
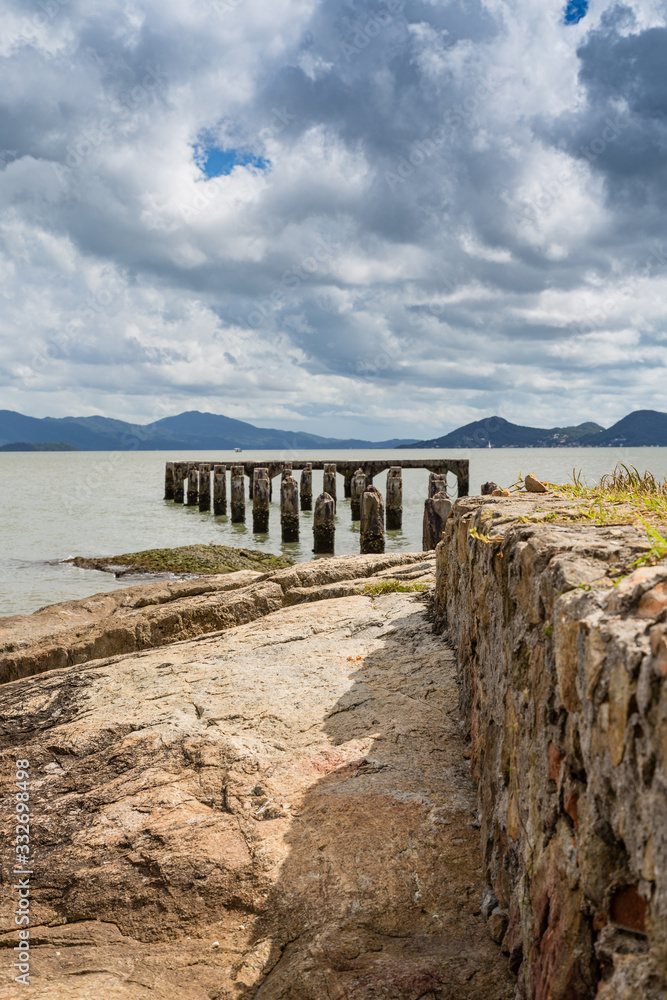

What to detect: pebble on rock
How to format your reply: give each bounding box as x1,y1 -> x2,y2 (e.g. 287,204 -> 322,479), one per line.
524,473 -> 549,494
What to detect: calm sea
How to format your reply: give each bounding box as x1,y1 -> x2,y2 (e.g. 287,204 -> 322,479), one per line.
1,447 -> 666,617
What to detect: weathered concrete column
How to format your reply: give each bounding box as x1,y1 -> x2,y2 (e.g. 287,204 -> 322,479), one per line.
281,462 -> 293,480
350,469 -> 366,521
231,465 -> 245,522
323,463 -> 337,504
253,468 -> 270,533
281,475 -> 299,542
428,472 -> 448,498
198,463 -> 211,511
213,465 -> 227,515
186,463 -> 199,506
360,485 -> 385,554
164,461 -> 174,500
313,493 -> 335,554
172,462 -> 187,503
385,467 -> 403,530
299,464 -> 312,510
344,467 -> 355,498
422,491 -> 452,551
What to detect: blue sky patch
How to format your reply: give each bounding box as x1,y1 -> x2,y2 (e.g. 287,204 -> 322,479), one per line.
563,0 -> 589,24
196,146 -> 269,178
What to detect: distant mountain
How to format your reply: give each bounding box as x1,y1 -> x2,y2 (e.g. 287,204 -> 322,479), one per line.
401,416 -> 605,449
0,410 -> 417,451
578,410 -> 667,447
0,441 -> 78,451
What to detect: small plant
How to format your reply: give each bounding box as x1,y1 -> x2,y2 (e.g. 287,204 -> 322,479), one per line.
469,527 -> 503,544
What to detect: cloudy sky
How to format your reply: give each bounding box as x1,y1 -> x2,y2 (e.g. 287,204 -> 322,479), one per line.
1,0 -> 666,439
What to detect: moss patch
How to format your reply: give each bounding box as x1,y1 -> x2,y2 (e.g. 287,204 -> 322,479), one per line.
69,544 -> 293,577
362,579 -> 431,595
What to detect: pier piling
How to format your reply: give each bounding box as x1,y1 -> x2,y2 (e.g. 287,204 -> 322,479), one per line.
173,462 -> 187,504
299,464 -> 313,510
253,468 -> 270,533
164,461 -> 174,500
198,464 -> 211,511
323,463 -> 337,504
428,472 -> 448,498
231,465 -> 245,523
281,476 -> 299,542
422,491 -> 452,550
385,467 -> 403,530
360,486 -> 385,554
313,493 -> 335,554
186,463 -> 199,506
350,469 -> 366,521
213,465 -> 227,515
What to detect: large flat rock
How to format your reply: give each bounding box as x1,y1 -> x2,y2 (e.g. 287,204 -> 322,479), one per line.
0,590 -> 513,999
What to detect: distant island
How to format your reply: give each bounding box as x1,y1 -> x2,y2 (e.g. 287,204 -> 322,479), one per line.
0,407 -> 666,451
0,441 -> 78,452
400,410 -> 667,449
0,409 -> 417,452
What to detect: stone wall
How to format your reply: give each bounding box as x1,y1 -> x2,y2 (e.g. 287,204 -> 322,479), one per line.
435,496 -> 667,999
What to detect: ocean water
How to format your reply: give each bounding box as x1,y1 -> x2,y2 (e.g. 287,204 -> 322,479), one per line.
1,447 -> 666,617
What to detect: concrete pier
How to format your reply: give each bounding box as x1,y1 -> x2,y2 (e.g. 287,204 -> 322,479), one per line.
323,463 -> 337,504
350,468 -> 366,521
213,465 -> 227,515
360,486 -> 385,554
385,467 -> 403,530
281,476 -> 299,542
186,463 -> 199,506
198,464 -> 211,512
422,491 -> 452,550
343,467 -> 355,498
231,465 -> 245,523
313,493 -> 335,554
299,464 -> 312,510
428,472 -> 448,498
281,463 -> 293,480
164,461 -> 174,500
253,468 -> 270,533
172,462 -> 186,504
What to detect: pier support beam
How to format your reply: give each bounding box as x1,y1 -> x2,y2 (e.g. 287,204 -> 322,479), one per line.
313,493 -> 335,554
360,486 -> 385,554
253,468 -> 270,533
299,464 -> 312,511
350,469 -> 366,521
281,476 -> 299,542
281,463 -> 292,480
231,465 -> 245,523
343,467 -> 354,498
422,491 -> 452,551
213,465 -> 227,515
385,467 -> 403,530
186,463 -> 199,506
198,464 -> 211,512
323,463 -> 337,504
164,461 -> 174,500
